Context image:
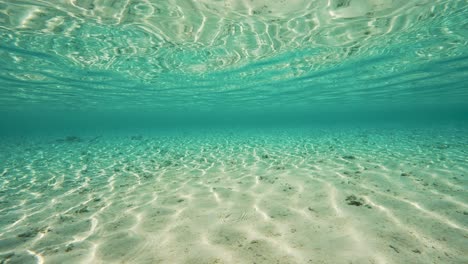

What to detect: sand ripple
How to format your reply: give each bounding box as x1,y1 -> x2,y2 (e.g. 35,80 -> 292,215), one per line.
0,128 -> 467,263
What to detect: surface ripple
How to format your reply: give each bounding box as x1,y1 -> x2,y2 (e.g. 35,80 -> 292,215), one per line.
0,0 -> 467,111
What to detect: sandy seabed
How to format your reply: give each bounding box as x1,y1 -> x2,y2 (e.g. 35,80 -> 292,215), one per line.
0,128 -> 467,264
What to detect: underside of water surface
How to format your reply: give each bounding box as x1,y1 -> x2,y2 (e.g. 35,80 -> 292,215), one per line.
0,0 -> 467,264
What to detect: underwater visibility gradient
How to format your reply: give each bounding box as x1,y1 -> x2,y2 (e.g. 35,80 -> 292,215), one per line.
0,0 -> 467,263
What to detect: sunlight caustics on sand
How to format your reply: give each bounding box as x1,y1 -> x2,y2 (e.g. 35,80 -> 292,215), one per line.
0,128 -> 467,263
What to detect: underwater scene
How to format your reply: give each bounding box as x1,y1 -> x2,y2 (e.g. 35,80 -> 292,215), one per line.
0,0 -> 467,263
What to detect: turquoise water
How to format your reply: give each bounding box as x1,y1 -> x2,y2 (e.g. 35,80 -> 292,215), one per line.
1,1 -> 468,263
0,0 -> 467,122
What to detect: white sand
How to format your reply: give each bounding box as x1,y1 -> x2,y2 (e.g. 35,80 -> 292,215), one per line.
0,128 -> 467,263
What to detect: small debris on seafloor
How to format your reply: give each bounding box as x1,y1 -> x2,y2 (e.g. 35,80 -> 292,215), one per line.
389,245 -> 400,253
89,136 -> 101,143
56,136 -> 82,143
65,244 -> 74,252
0,253 -> 14,262
435,144 -> 449,149
342,155 -> 356,160
401,172 -> 411,177
66,136 -> 81,142
17,230 -> 37,238
75,206 -> 89,214
17,226 -> 50,238
345,195 -> 365,206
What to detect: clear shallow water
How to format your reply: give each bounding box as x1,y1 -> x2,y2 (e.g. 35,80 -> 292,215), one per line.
1,1 -> 468,264
0,0 -> 467,114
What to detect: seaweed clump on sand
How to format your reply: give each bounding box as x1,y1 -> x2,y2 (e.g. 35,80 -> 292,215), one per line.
345,195 -> 372,208
345,195 -> 363,206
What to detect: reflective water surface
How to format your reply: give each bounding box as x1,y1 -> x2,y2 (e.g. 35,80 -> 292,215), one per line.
0,0 -> 467,112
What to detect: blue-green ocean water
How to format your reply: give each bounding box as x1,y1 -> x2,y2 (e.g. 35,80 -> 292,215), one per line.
0,0 -> 467,133
1,1 -> 468,264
